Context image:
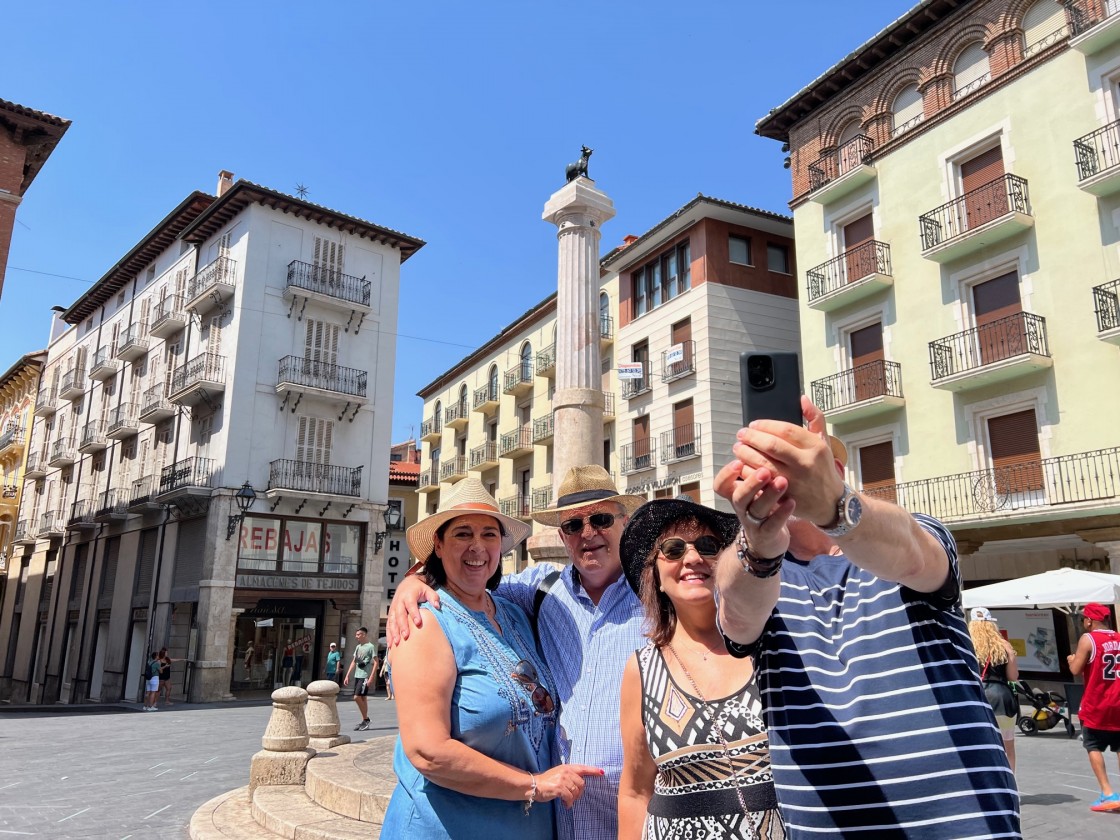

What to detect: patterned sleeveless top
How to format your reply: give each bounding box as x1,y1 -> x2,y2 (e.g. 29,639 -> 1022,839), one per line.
636,642 -> 785,840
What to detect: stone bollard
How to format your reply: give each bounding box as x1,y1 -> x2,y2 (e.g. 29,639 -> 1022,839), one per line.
306,679 -> 351,751
248,686 -> 317,795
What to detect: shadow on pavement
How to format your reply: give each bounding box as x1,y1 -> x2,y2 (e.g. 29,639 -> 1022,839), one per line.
1021,793 -> 1079,806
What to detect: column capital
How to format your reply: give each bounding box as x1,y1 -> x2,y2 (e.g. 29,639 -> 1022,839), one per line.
542,178 -> 616,227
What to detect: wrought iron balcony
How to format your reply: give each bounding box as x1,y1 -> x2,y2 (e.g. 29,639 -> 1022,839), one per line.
929,312 -> 1052,391
499,493 -> 531,520
89,345 -> 118,381
660,424 -> 701,464
662,340 -> 696,383
276,356 -> 368,404
536,344 -> 556,377
94,488 -> 130,521
603,392 -> 615,419
38,510 -> 64,539
533,414 -> 554,445
128,475 -> 164,511
531,485 -> 553,512
1093,278 -> 1120,343
811,360 -> 905,423
621,439 -> 654,474
499,425 -> 533,458
24,451 -> 47,479
1074,119 -> 1120,196
286,260 -> 371,310
1068,0 -> 1120,54
504,363 -> 534,396
444,401 -> 470,430
151,294 -> 188,338
473,382 -> 500,413
59,367 -> 87,400
863,446 -> 1120,525
622,371 -> 652,399
139,383 -> 175,424
157,456 -> 214,499
418,467 -> 439,492
952,72 -> 990,102
268,459 -> 362,498
169,352 -> 225,405
919,174 -> 1032,262
439,456 -> 468,484
186,255 -> 237,316
48,436 -> 77,467
115,321 -> 149,362
34,386 -> 57,417
805,241 -> 893,311
67,499 -> 97,530
469,441 -> 499,471
14,519 -> 35,545
0,424 -> 24,453
106,403 -> 139,439
808,134 -> 876,204
600,315 -> 614,345
79,420 -> 107,454
420,415 -> 442,443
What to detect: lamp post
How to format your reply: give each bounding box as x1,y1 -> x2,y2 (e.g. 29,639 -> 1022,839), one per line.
225,481 -> 257,541
374,504 -> 402,553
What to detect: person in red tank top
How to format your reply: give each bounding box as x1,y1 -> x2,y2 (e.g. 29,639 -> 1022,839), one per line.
1068,602 -> 1120,813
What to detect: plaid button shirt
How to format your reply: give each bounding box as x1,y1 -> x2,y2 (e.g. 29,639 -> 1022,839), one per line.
499,563 -> 646,840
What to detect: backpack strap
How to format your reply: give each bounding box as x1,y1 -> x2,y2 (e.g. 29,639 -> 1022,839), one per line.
530,569 -> 562,644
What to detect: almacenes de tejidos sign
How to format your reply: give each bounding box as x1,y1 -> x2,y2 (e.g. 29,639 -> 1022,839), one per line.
235,574 -> 359,591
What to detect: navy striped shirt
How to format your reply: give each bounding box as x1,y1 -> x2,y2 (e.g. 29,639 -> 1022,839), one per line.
726,514 -> 1020,838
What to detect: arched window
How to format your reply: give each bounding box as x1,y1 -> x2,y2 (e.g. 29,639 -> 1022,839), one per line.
1022,0 -> 1068,57
892,85 -> 924,137
434,400 -> 442,433
953,42 -> 990,100
599,292 -> 610,335
458,384 -> 468,413
836,120 -> 866,174
520,343 -> 532,380
488,365 -> 498,400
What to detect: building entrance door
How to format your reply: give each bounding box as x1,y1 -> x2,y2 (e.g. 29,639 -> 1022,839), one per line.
232,599 -> 324,693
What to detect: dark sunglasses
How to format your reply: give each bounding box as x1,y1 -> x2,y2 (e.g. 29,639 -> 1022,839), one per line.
657,535 -> 723,561
511,659 -> 555,714
559,512 -> 617,535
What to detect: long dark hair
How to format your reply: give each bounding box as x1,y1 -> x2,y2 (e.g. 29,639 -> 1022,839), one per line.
422,516 -> 506,592
639,515 -> 717,647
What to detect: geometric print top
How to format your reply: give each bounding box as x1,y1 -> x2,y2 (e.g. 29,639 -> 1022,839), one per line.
635,643 -> 785,840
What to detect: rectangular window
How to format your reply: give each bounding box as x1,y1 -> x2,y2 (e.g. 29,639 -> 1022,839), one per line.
858,441 -> 896,504
729,235 -> 751,265
296,416 -> 334,464
988,409 -> 1043,494
679,241 -> 691,291
767,243 -> 790,274
633,270 -> 647,317
649,261 -> 662,309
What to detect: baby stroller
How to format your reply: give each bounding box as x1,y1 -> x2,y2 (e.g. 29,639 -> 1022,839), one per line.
1012,680 -> 1077,737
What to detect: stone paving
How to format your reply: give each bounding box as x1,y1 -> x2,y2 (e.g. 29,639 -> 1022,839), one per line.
2,696 -> 1118,839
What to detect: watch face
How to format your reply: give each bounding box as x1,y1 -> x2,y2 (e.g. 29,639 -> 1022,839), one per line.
844,493 -> 863,525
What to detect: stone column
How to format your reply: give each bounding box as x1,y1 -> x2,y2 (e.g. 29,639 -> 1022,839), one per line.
190,496 -> 238,702
249,686 -> 316,794
306,679 -> 350,750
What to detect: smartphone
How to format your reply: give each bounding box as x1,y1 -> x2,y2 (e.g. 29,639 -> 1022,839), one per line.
740,351 -> 803,427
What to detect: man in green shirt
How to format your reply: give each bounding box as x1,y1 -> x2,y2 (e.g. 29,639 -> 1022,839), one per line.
342,626 -> 378,731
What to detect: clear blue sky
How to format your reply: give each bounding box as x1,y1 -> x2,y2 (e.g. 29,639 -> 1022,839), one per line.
2,0 -> 914,443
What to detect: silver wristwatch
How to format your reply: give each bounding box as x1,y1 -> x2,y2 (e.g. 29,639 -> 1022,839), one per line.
820,483 -> 863,538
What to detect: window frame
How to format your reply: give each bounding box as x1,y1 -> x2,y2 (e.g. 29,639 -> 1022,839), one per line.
729,235 -> 752,266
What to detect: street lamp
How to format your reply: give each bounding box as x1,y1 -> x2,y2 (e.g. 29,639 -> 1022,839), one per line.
374,505 -> 403,553
226,482 -> 257,541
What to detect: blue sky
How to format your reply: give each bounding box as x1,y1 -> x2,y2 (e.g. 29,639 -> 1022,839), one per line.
1,0 -> 915,443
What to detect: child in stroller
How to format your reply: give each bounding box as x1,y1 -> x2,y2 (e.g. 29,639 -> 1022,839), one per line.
1012,680 -> 1077,737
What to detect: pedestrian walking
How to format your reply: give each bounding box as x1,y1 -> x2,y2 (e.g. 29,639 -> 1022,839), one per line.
342,627 -> 377,731
143,651 -> 161,711
1068,602 -> 1120,813
325,642 -> 341,683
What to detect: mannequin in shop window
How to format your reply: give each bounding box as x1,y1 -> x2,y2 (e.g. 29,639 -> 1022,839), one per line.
282,640 -> 295,685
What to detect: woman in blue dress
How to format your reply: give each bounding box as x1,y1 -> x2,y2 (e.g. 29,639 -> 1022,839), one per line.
383,479 -> 603,838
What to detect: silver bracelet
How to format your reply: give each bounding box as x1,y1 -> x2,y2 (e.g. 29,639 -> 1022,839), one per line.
523,772 -> 537,815
736,527 -> 784,579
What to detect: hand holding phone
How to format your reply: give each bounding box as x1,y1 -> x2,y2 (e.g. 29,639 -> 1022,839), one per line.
740,352 -> 802,428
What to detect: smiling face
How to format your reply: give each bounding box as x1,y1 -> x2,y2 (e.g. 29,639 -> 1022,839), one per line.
433,514 -> 504,598
557,501 -> 627,591
652,522 -> 719,611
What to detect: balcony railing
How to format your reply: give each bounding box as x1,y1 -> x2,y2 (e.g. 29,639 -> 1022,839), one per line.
863,446 -> 1120,523
439,456 -> 468,483
420,416 -> 442,442
600,315 -> 614,343
79,420 -> 107,452
68,499 -> 96,529
806,241 -> 892,303
49,436 -> 76,466
14,520 -> 33,543
531,486 -> 553,512
59,367 -> 87,400
170,352 -> 225,397
499,425 -> 533,457
89,345 -> 118,380
0,425 -> 24,451
621,439 -> 654,474
919,174 -> 1031,251
929,313 -> 1050,381
159,457 -> 214,495
660,424 -> 701,463
469,441 -> 499,470
473,382 -> 500,412
139,383 -> 174,422
533,414 -> 554,444
1094,278 -> 1120,334
129,475 -> 161,509
151,294 -> 187,338
24,451 -> 47,478
1068,0 -> 1120,37
444,401 -> 470,429
503,364 -> 534,395
418,467 -> 439,491
808,134 -> 874,192
811,360 -> 904,412
115,321 -> 149,361
268,459 -> 362,497
952,72 -> 990,102
107,403 -> 139,438
499,493 -> 531,520
286,260 -> 371,309
536,344 -> 556,377
662,340 -> 696,383
34,386 -> 56,416
187,255 -> 237,302
39,510 -> 63,537
622,371 -> 651,399
95,488 -> 129,520
603,392 -> 615,419
277,356 -> 367,399
1074,118 -> 1120,187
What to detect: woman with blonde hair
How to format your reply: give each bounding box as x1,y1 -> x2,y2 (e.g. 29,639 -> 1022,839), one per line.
969,608 -> 1020,772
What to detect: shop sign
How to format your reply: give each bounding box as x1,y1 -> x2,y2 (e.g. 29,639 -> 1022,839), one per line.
236,573 -> 359,592
626,471 -> 704,495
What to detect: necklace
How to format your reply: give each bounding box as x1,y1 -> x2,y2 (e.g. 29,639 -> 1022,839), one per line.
666,642 -> 752,821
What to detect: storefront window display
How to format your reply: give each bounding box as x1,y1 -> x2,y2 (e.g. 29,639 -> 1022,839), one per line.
237,515 -> 361,576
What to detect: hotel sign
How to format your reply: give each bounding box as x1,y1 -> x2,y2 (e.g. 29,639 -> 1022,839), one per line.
236,574 -> 359,592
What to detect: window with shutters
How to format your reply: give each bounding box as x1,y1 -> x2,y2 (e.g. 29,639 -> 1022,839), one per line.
118,438 -> 137,487
987,409 -> 1043,495
953,42 -> 990,100
892,85 -> 923,136
155,421 -> 174,471
305,319 -> 341,380
314,236 -> 345,283
971,270 -> 1024,366
857,441 -> 896,504
959,145 -> 1007,228
196,413 -> 214,460
848,322 -> 887,402
296,416 -> 333,465
1022,1 -> 1068,57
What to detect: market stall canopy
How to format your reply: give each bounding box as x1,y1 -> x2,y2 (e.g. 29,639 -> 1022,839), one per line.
962,568 -> 1120,611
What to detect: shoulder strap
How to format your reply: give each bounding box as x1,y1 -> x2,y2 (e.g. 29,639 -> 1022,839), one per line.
530,569 -> 562,644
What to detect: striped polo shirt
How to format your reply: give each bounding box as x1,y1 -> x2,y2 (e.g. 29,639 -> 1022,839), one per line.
727,514 -> 1020,838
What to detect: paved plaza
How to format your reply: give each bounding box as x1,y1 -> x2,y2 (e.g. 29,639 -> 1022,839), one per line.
1,696 -> 1118,838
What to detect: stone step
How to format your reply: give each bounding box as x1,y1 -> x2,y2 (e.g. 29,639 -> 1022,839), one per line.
304,737 -> 395,822
252,785 -> 380,840
190,787 -> 283,840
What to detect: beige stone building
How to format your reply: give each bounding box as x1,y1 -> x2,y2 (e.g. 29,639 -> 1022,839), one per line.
0,352 -> 46,583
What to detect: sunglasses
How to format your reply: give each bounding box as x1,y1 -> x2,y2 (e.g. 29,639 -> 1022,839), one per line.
657,535 -> 723,561
559,512 -> 617,535
511,659 -> 555,714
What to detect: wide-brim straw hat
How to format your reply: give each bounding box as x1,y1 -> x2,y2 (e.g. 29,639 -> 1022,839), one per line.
531,465 -> 646,527
406,477 -> 531,559
620,497 -> 741,595
829,435 -> 848,467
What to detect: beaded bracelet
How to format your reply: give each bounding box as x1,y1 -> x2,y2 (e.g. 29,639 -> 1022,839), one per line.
524,773 -> 538,815
736,527 -> 784,579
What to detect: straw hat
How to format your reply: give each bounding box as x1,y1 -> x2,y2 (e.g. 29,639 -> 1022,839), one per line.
406,477 -> 531,559
531,465 -> 646,527
620,497 -> 740,594
828,435 -> 848,467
